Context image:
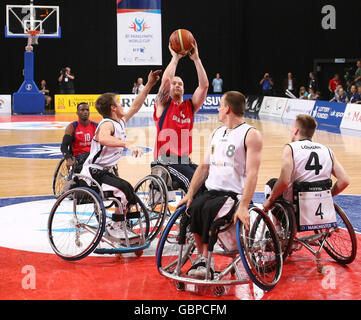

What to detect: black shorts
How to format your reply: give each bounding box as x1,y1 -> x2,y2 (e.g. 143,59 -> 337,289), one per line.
81,167 -> 137,206
188,190 -> 238,244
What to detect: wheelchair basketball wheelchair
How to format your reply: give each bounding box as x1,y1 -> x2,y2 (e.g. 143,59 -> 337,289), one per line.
264,179 -> 357,273
48,170 -> 169,260
156,203 -> 283,295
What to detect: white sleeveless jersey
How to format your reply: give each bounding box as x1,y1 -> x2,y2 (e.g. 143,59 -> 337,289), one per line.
283,139 -> 333,201
205,123 -> 254,195
81,118 -> 126,172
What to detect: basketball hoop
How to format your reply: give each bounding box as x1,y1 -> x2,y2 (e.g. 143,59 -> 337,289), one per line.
25,30 -> 40,52
27,30 -> 40,44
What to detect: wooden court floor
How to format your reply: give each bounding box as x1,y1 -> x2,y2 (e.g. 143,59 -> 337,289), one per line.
0,113 -> 360,198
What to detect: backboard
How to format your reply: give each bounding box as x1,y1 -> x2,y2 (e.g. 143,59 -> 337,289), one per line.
5,3 -> 61,38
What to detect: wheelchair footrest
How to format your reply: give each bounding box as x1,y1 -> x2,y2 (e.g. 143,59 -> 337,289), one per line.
126,211 -> 141,219
94,242 -> 151,254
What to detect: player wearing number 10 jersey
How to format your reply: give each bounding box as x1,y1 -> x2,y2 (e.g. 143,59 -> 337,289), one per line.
60,102 -> 98,172
263,114 -> 350,211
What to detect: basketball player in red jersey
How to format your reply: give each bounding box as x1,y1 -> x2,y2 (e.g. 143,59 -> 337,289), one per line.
60,102 -> 98,173
154,41 -> 209,193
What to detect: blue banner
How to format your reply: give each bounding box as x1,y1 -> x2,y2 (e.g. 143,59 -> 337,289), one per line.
117,0 -> 161,11
311,100 -> 347,127
184,94 -> 221,114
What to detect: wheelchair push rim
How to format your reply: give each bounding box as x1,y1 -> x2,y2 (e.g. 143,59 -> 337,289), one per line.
48,187 -> 106,261
237,206 -> 283,291
134,174 -> 168,242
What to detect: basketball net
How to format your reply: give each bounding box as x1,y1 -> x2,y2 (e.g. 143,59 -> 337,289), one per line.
25,30 -> 40,52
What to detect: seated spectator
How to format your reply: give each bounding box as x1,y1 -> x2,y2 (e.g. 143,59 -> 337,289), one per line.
299,86 -> 308,99
348,85 -> 361,104
345,80 -> 352,95
307,88 -> 317,100
330,86 -> 348,103
39,80 -> 52,109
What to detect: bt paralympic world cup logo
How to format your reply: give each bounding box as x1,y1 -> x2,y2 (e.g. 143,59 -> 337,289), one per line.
129,17 -> 150,32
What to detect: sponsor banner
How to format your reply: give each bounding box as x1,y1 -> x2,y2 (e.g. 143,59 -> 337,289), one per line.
0,95 -> 11,114
183,94 -> 221,114
245,95 -> 263,115
311,100 -> 346,127
117,0 -> 162,65
282,98 -> 315,120
259,96 -> 288,117
55,94 -> 157,114
340,103 -> 361,131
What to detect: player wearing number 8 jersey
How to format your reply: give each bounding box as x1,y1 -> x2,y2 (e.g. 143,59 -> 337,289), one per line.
177,91 -> 263,278
263,114 -> 350,211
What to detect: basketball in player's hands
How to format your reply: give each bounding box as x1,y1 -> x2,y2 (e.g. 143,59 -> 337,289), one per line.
169,29 -> 195,55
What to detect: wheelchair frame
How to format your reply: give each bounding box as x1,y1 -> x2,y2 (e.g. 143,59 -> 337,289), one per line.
48,172 -> 168,260
268,198 -> 357,273
156,204 -> 283,295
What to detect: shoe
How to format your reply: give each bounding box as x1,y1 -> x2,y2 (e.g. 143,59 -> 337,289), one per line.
194,257 -> 215,279
106,221 -> 126,239
106,221 -> 140,240
187,255 -> 215,279
187,255 -> 206,277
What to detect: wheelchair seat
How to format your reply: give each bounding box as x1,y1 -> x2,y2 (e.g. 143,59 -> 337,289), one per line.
292,178 -> 336,232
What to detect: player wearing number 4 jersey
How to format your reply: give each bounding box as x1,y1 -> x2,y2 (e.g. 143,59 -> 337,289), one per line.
263,114 -> 350,211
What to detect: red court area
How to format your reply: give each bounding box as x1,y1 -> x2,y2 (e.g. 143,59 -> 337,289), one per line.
1,234 -> 360,300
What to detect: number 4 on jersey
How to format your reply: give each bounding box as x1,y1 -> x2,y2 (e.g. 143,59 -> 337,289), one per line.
305,152 -> 323,175
315,203 -> 324,220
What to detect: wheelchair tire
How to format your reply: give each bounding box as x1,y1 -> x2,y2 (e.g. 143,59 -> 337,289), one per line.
156,205 -> 195,276
269,201 -> 297,261
48,187 -> 106,261
315,203 -> 357,264
237,206 -> 283,291
134,174 -> 168,242
52,158 -> 73,198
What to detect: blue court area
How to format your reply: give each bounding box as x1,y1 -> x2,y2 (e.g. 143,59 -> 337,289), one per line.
1,193 -> 360,234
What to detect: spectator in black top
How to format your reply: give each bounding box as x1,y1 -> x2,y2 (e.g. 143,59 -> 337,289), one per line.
308,72 -> 318,92
58,67 -> 75,94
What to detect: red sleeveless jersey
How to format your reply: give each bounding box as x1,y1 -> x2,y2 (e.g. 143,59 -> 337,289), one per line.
71,121 -> 98,157
153,98 -> 194,158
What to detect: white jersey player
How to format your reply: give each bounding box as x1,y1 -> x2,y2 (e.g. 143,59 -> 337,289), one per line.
79,70 -> 162,238
263,114 -> 349,211
177,91 -> 263,278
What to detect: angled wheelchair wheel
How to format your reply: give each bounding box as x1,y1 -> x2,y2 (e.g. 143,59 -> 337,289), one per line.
48,187 -> 106,260
315,203 -> 357,264
237,206 -> 283,291
156,205 -> 196,277
134,174 -> 168,242
52,158 -> 73,198
267,201 -> 297,261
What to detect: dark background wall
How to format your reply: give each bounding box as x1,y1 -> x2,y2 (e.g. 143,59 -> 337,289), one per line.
1,0 -> 360,98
